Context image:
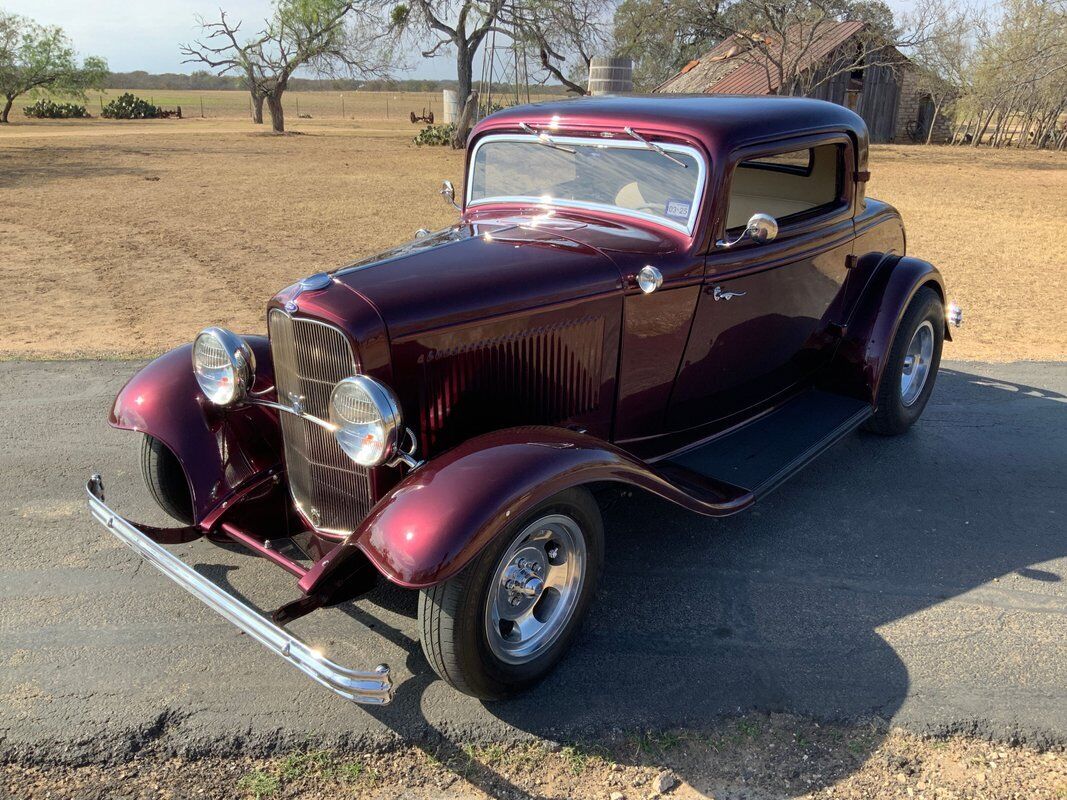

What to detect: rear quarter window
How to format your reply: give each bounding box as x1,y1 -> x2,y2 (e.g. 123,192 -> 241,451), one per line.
726,143 -> 844,230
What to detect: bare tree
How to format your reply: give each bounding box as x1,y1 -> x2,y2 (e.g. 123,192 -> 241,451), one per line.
613,0 -> 725,91
952,0 -> 1067,149
911,4 -> 972,143
182,0 -> 393,133
702,0 -> 941,99
182,13 -> 268,123
392,0 -> 508,146
504,0 -> 614,95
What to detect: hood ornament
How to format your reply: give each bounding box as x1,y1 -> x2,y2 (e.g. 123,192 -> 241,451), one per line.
285,272 -> 333,313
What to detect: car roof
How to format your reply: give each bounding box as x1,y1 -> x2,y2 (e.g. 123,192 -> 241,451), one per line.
470,94 -> 869,168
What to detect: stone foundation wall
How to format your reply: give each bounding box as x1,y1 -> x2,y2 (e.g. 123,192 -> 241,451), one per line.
893,65 -> 953,143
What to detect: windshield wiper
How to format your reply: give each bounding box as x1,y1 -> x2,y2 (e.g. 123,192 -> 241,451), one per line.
519,122 -> 576,154
623,127 -> 688,168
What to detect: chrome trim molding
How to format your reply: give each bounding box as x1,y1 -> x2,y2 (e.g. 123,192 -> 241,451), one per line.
247,397 -> 337,432
466,133 -> 708,235
85,475 -> 393,705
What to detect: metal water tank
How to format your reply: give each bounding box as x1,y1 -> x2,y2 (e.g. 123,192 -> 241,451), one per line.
587,56 -> 634,95
442,89 -> 460,124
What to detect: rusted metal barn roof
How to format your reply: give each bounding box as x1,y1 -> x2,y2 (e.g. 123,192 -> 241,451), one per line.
656,19 -> 869,95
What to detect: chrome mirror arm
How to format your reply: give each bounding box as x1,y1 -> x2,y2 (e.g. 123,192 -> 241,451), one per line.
716,229 -> 751,248
716,212 -> 778,248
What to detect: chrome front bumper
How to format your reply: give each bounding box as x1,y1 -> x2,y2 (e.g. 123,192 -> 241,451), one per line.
85,475 -> 393,705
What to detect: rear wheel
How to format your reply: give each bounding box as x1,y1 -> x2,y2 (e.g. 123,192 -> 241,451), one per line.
865,287 -> 945,436
140,435 -> 194,524
417,487 -> 603,700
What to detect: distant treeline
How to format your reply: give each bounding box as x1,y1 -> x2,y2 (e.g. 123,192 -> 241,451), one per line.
106,70 -> 569,94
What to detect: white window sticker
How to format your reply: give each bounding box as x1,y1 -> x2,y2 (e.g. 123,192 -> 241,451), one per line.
665,199 -> 691,220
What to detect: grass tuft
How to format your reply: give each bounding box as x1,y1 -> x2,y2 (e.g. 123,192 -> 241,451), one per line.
236,770 -> 280,799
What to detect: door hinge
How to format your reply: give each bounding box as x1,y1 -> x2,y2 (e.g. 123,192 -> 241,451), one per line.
855,170 -> 871,182
845,254 -> 859,270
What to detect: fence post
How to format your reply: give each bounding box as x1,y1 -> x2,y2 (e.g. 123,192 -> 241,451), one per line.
296,97 -> 300,117
341,94 -> 345,118
200,96 -> 204,118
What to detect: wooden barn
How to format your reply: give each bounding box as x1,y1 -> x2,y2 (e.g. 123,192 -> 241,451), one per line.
654,20 -> 950,143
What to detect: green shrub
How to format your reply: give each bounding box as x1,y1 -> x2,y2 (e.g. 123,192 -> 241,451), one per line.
413,122 -> 456,147
101,93 -> 163,119
23,99 -> 89,119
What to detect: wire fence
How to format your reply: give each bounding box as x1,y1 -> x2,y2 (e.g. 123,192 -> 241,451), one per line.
83,89 -> 449,122
77,89 -> 558,123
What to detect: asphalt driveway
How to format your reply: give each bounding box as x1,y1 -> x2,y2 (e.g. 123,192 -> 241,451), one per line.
1,360 -> 1064,766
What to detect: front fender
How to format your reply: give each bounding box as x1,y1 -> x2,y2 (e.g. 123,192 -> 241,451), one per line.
109,337 -> 282,524
828,255 -> 947,404
303,427 -> 752,591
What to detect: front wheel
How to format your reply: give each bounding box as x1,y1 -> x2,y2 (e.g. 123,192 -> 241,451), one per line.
865,286 -> 945,435
141,435 -> 194,524
417,487 -> 604,700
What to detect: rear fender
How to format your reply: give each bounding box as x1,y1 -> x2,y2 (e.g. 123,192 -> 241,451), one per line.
305,426 -> 753,591
827,255 -> 947,405
109,337 -> 283,524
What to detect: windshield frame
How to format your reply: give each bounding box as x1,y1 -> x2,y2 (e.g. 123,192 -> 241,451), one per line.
466,133 -> 709,235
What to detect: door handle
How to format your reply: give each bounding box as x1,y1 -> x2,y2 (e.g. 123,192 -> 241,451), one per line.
712,285 -> 746,301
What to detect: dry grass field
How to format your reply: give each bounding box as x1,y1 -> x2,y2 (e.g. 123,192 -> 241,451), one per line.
1,101 -> 1064,361
45,87 -> 560,120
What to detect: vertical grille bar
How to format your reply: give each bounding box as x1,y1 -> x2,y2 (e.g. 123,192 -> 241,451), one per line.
268,310 -> 373,535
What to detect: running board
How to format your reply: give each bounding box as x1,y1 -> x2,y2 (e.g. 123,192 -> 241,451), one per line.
664,390 -> 872,500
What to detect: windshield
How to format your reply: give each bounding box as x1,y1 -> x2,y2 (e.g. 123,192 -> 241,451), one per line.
467,134 -> 707,234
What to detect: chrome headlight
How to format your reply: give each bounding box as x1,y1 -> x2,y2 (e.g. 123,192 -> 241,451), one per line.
192,327 -> 255,406
329,376 -> 402,467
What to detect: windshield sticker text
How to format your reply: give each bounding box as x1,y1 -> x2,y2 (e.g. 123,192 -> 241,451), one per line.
665,199 -> 691,220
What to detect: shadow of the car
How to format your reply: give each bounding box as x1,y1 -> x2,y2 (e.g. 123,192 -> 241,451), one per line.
351,365 -> 1065,797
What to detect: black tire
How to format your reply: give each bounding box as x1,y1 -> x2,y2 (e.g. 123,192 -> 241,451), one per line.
865,286 -> 944,436
417,487 -> 604,700
140,435 -> 194,524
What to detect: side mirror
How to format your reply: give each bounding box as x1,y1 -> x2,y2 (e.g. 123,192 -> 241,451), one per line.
716,212 -> 779,248
746,212 -> 778,243
440,180 -> 460,211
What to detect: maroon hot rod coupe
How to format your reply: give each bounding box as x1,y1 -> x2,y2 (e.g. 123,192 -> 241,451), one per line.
87,95 -> 962,704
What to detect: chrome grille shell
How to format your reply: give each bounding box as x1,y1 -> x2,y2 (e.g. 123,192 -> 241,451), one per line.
268,309 -> 373,535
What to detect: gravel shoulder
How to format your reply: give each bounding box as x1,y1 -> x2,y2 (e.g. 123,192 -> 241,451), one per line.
5,715 -> 1065,800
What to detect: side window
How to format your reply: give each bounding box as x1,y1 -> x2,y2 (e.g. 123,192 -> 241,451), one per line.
725,143 -> 844,231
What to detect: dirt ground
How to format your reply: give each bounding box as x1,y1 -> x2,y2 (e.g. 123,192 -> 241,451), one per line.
4,714 -> 1064,800
1,114 -> 1065,361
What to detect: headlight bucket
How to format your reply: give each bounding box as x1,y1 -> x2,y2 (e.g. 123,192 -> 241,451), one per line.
329,376 -> 402,467
192,327 -> 256,406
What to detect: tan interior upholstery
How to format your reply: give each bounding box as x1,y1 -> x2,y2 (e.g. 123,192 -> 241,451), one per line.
615,181 -> 650,210
725,144 -> 841,229
726,193 -> 816,228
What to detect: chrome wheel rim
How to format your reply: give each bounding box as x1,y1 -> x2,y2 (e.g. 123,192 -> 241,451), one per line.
485,513 -> 586,665
900,320 -> 934,406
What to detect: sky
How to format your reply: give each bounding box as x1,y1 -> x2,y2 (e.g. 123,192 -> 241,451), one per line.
15,0 -> 979,80
15,0 -> 453,78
